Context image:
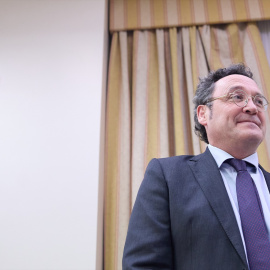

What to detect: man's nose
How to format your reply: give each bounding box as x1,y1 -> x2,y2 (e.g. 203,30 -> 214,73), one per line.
243,97 -> 258,114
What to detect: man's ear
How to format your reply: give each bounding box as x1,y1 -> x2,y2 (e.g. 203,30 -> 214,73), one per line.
197,105 -> 208,126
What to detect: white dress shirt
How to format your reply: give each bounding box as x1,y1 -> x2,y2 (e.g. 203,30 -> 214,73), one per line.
208,144 -> 270,259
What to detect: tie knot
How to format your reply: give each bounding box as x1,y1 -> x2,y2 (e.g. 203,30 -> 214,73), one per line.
226,158 -> 247,172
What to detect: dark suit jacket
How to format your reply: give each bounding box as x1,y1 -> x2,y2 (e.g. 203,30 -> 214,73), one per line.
122,148 -> 270,270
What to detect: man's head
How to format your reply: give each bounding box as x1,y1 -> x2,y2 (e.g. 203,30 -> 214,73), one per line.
193,63 -> 268,158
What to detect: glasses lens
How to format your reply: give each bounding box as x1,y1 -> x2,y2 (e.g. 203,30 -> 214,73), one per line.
231,90 -> 247,107
254,95 -> 268,110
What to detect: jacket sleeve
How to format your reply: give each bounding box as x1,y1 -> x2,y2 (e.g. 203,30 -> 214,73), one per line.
122,158 -> 173,270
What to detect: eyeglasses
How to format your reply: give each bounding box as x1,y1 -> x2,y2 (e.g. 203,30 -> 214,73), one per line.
206,89 -> 269,111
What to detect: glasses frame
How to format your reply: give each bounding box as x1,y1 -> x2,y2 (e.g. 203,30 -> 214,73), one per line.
206,89 -> 269,111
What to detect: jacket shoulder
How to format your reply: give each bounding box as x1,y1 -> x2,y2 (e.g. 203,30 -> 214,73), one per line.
153,150 -> 210,171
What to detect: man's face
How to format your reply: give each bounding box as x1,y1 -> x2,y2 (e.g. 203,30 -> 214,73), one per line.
198,74 -> 267,156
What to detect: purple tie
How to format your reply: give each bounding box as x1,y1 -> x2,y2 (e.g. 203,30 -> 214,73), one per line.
227,158 -> 270,270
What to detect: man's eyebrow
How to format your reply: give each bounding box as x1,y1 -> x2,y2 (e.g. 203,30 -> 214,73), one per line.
227,85 -> 264,96
227,85 -> 244,93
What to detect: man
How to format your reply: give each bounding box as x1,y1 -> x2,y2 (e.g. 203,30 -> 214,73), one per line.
122,64 -> 270,270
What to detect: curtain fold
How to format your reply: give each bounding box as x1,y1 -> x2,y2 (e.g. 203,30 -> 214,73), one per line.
104,22 -> 270,270
258,20 -> 270,65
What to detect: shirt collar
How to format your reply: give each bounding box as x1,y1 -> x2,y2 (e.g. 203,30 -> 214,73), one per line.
207,144 -> 259,171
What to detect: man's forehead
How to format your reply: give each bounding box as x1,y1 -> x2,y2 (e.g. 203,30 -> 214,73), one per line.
214,74 -> 261,93
216,74 -> 255,84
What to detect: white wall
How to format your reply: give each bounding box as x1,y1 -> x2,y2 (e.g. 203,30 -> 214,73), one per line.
0,0 -> 107,269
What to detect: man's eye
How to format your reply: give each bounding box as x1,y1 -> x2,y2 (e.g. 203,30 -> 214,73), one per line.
255,97 -> 264,106
231,94 -> 244,101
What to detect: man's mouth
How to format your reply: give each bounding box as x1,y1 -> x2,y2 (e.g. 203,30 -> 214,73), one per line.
237,120 -> 260,127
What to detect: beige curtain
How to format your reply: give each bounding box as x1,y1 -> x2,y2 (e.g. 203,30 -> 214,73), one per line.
110,0 -> 270,31
104,22 -> 270,270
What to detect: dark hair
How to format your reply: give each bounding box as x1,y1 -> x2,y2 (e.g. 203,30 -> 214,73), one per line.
193,63 -> 254,144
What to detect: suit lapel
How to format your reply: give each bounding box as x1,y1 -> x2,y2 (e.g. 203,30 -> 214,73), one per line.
188,148 -> 248,267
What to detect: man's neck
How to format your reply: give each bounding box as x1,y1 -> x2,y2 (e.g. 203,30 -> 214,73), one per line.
209,143 -> 257,160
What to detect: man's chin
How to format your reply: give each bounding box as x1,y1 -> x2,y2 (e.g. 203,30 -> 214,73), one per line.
238,131 -> 264,145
